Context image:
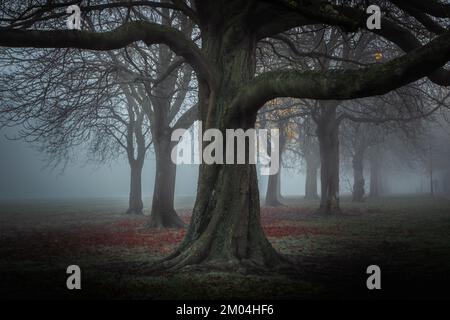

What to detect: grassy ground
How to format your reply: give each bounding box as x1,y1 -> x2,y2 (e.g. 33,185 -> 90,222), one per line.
1,194 -> 449,300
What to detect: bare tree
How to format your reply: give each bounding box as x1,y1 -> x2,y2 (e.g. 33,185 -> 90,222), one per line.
1,0 -> 450,270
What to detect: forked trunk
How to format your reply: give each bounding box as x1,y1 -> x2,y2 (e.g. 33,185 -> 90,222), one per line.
148,137 -> 185,229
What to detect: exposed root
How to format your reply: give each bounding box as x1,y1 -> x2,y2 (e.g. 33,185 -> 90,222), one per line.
146,237 -> 297,276
147,252 -> 298,276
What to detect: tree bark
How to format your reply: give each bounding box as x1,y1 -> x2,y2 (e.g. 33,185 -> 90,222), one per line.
265,126 -> 286,206
147,23 -> 186,229
352,148 -> 365,202
369,147 -> 381,198
265,129 -> 284,206
126,159 -> 145,214
316,104 -> 341,214
304,152 -> 319,200
124,103 -> 147,215
154,15 -> 286,271
265,168 -> 283,206
148,137 -> 185,229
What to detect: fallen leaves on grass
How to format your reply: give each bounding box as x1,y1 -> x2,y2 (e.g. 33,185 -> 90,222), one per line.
1,207 -> 338,261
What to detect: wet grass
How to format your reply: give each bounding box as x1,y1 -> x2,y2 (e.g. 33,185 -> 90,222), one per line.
1,194 -> 450,299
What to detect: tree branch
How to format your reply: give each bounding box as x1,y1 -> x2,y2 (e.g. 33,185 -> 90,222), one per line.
0,21 -> 216,87
236,30 -> 450,117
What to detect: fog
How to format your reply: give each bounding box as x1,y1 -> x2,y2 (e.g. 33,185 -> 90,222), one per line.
1,124 -> 436,201
0,126 -> 200,200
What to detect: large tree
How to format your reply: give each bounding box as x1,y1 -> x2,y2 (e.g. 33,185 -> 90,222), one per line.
1,0 -> 450,270
0,7 -> 196,224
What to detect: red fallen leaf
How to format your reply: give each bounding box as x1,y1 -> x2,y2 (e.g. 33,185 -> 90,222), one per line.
112,217 -> 147,230
2,206 -> 338,260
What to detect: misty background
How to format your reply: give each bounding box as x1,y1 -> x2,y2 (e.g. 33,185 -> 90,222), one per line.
0,124 -> 428,201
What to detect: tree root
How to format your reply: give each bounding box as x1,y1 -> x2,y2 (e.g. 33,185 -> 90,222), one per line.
145,242 -> 298,277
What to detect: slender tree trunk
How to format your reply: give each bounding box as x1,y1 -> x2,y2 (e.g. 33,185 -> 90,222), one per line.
265,127 -> 285,206
147,35 -> 185,229
148,136 -> 185,229
316,105 -> 341,214
429,146 -> 434,197
369,148 -> 381,198
126,159 -> 144,214
352,148 -> 365,202
123,101 -> 146,215
155,17 -> 286,271
304,153 -> 319,200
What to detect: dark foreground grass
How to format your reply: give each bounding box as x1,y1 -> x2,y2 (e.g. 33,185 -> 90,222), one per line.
1,194 -> 449,300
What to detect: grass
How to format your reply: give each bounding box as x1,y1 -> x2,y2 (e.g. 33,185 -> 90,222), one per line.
1,194 -> 449,300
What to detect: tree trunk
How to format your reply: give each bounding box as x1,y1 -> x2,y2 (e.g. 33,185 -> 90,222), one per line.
429,146 -> 434,197
148,137 -> 185,229
126,160 -> 145,214
154,17 -> 286,271
304,152 -> 319,200
352,149 -> 365,202
265,126 -> 285,206
147,36 -> 185,229
123,102 -> 146,215
369,148 -> 381,198
159,156 -> 285,271
316,105 -> 341,214
265,165 -> 283,206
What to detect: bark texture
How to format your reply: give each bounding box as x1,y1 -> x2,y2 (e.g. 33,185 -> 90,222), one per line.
304,152 -> 320,200
265,169 -> 283,206
265,129 -> 285,207
155,6 -> 287,270
146,12 -> 192,228
127,160 -> 144,214
124,102 -> 146,215
316,103 -> 341,214
148,138 -> 185,228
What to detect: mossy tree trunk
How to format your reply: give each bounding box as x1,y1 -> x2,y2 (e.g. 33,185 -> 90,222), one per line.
157,10 -> 285,270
